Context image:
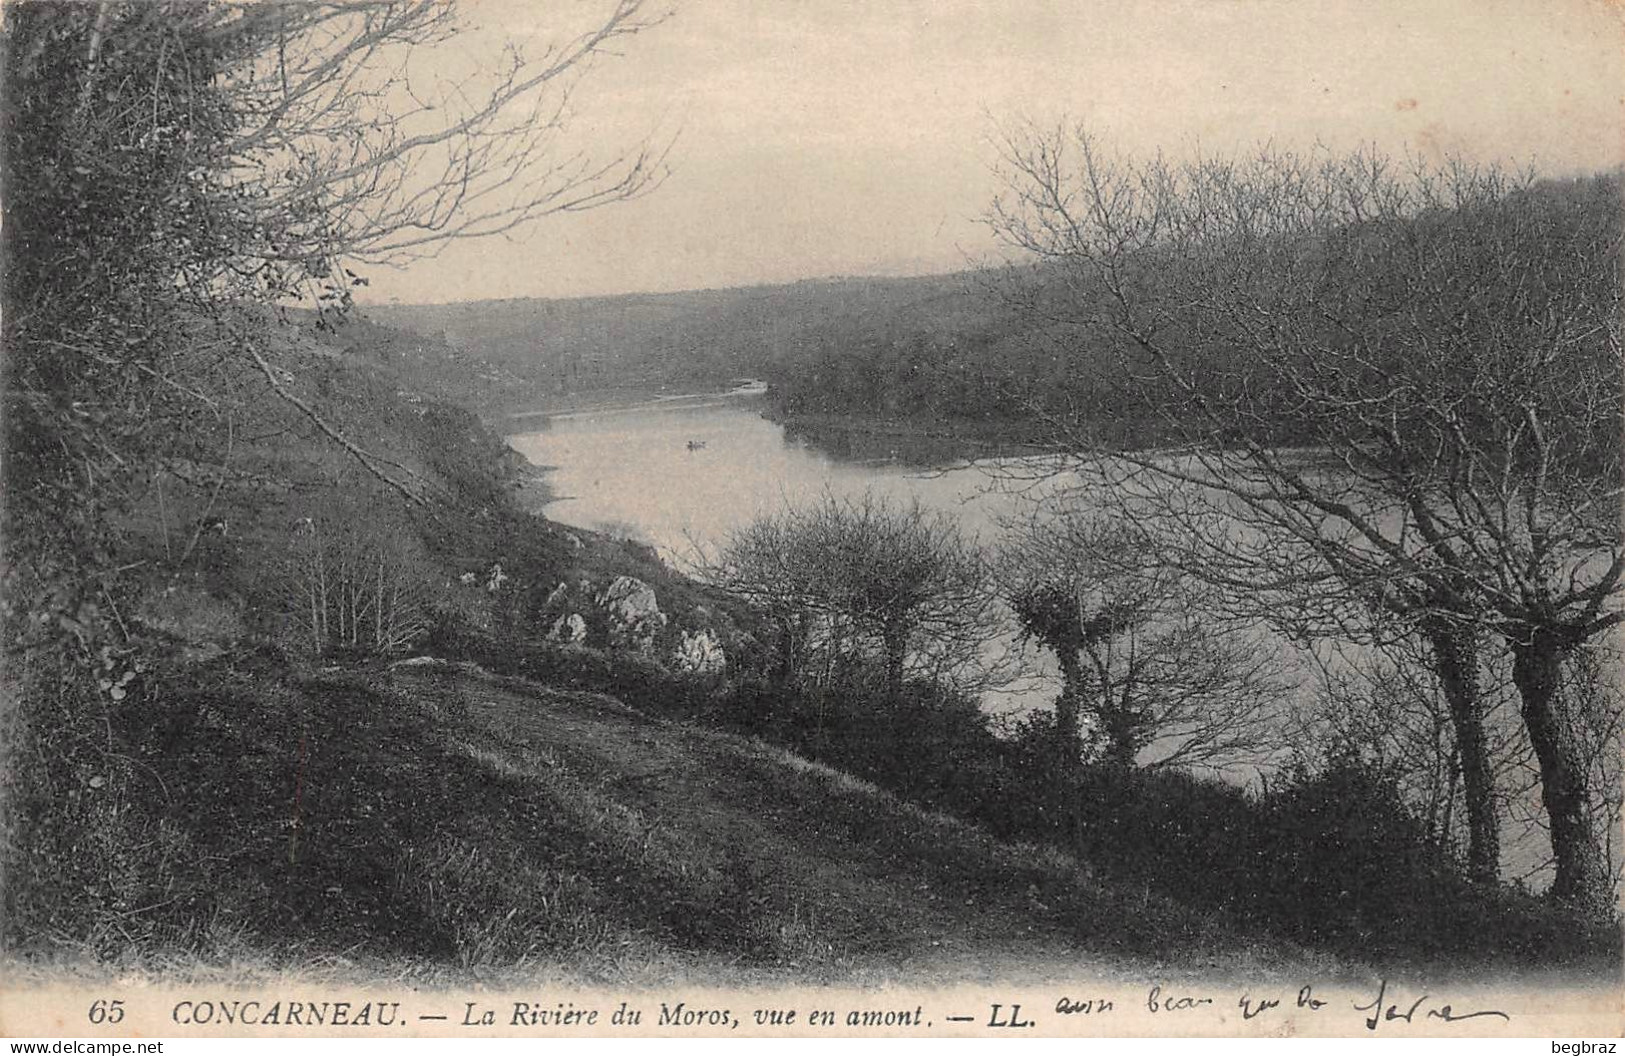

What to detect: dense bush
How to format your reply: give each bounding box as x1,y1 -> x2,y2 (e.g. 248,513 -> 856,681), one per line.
705,676 -> 1618,968
1259,757 -> 1448,942
710,664 -> 1004,814
958,747 -> 1619,966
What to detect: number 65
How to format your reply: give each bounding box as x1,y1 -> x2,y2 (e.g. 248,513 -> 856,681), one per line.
88,999 -> 125,1024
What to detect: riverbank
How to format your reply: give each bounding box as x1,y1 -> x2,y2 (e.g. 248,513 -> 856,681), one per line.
499,379 -> 767,433
769,408 -> 1053,467
502,380 -> 772,510
498,385 -> 683,431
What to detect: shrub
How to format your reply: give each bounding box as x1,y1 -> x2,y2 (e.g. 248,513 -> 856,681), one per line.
278,517 -> 434,658
1260,755 -> 1450,943
423,625 -> 703,718
710,663 -> 1003,815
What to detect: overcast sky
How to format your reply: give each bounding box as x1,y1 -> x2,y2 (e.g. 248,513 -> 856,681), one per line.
363,0 -> 1625,305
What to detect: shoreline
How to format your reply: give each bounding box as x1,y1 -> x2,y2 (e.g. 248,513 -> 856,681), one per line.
769,408 -> 1054,466
498,379 -> 768,435
500,380 -> 769,510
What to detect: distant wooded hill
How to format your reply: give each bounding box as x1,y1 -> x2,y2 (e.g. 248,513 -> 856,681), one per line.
362,270 -> 1058,420
364,172 -> 1619,445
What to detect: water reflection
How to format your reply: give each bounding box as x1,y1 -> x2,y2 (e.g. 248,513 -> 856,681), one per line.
506,391 -> 1036,562
505,389 -> 1060,714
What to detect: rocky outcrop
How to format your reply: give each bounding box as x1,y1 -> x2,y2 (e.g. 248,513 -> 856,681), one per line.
673,628 -> 726,676
548,612 -> 588,644
597,575 -> 667,653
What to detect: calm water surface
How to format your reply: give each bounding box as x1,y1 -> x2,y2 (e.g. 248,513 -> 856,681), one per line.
507,388 -> 1038,560
506,386 -> 1059,714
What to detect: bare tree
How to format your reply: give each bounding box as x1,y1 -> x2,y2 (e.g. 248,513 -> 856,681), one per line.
1315,631 -> 1625,891
708,491 -> 1001,707
284,514 -> 433,657
3,1 -> 672,551
987,126 -> 1622,909
212,1 -> 671,496
198,1 -> 671,301
1500,641 -> 1625,891
1292,634 -> 1530,860
1001,503 -> 1288,774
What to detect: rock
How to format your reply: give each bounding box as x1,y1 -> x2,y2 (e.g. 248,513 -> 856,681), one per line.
543,581 -> 569,610
458,571 -> 477,585
563,532 -> 584,551
485,563 -> 509,593
596,575 -> 667,652
548,612 -> 588,644
673,628 -> 726,676
598,576 -> 663,624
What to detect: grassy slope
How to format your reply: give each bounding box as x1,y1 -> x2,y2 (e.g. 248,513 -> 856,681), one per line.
79,651 -> 1329,988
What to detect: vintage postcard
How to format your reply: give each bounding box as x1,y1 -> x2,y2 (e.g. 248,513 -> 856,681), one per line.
2,0 -> 1621,1043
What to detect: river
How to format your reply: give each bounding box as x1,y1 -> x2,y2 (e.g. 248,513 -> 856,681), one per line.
505,382 -> 1065,715
506,383 -> 1042,566
505,383 -> 1579,885
503,384 -> 1330,739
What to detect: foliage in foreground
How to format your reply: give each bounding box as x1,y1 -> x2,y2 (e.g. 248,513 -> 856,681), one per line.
4,652 -> 1239,978
710,678 -> 1618,971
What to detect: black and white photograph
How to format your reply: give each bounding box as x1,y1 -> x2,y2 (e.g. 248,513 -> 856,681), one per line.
1,0 -> 1621,1042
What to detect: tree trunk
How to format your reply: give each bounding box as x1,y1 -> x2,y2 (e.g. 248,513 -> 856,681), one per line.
1054,650 -> 1085,756
883,623 -> 907,709
1101,724 -> 1137,769
1100,691 -> 1138,771
1422,622 -> 1500,885
774,616 -> 798,685
1509,628 -> 1612,913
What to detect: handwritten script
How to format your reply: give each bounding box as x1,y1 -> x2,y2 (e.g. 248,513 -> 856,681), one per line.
1050,980 -> 1509,1032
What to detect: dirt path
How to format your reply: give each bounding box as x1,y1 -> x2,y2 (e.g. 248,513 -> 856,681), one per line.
388,662 -> 1322,983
